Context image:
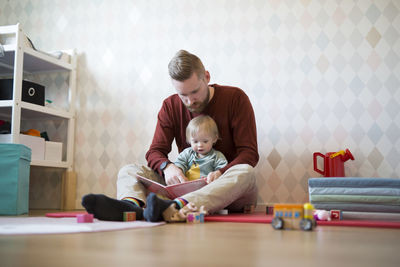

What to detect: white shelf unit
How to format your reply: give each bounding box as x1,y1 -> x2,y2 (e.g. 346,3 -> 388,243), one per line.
0,24 -> 77,209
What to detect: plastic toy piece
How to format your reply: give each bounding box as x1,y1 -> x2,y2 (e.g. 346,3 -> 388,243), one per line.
313,148 -> 354,177
123,211 -> 136,221
330,210 -> 342,220
271,203 -> 316,231
77,213 -> 94,223
314,209 -> 331,221
22,128 -> 41,137
329,150 -> 345,159
186,212 -> 204,223
244,205 -> 255,214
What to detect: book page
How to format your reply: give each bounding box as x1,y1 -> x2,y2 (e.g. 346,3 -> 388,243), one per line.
166,179 -> 207,199
136,174 -> 207,199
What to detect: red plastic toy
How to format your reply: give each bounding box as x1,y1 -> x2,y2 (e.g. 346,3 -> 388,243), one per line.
313,149 -> 354,177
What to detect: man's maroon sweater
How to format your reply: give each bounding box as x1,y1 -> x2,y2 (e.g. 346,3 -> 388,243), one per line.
145,84 -> 259,175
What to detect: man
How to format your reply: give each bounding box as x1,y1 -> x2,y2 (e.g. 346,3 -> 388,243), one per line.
82,50 -> 259,222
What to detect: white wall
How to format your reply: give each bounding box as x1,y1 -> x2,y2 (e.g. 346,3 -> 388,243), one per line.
1,0 -> 399,207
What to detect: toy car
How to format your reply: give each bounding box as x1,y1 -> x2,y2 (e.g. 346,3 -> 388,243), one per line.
271,203 -> 316,231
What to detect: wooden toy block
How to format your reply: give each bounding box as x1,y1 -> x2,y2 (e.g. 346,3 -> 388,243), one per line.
77,213 -> 94,223
266,206 -> 274,214
123,211 -> 136,221
330,210 -> 342,220
186,212 -> 204,223
186,213 -> 194,223
244,205 -> 255,214
199,212 -> 205,223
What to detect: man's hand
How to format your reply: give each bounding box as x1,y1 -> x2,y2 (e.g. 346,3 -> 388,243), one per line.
164,163 -> 188,185
206,170 -> 222,184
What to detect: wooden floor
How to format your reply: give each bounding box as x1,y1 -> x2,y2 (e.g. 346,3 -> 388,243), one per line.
1,211 -> 400,267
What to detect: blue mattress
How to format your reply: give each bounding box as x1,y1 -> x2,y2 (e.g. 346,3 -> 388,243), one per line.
308,177 -> 400,213
309,178 -> 400,188
309,203 -> 400,213
309,187 -> 400,196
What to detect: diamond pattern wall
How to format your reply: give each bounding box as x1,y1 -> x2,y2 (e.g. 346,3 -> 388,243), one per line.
0,0 -> 399,208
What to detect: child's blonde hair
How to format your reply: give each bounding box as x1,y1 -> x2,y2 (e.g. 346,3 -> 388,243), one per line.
186,115 -> 219,143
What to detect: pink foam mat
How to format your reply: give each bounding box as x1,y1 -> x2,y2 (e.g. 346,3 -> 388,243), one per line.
205,213 -> 273,223
46,211 -> 87,218
46,212 -> 400,229
205,212 -> 400,229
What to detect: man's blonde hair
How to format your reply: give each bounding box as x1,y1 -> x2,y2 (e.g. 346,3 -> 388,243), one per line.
186,115 -> 219,143
168,50 -> 205,81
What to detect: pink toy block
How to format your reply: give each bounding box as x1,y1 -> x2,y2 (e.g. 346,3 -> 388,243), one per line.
186,213 -> 195,223
186,212 -> 205,223
123,211 -> 136,221
77,213 -> 94,223
330,210 -> 342,220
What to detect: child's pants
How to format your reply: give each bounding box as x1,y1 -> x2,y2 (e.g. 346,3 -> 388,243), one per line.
117,163 -> 257,214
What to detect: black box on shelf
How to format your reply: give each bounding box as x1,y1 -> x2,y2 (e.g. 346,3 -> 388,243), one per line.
0,79 -> 45,106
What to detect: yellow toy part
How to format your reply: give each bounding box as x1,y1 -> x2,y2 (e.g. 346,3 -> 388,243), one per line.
329,150 -> 345,159
185,162 -> 200,181
303,203 -> 314,220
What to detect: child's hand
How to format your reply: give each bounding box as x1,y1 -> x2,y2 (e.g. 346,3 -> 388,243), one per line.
206,170 -> 222,184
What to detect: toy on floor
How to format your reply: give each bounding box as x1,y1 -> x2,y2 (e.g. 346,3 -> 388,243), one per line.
123,211 -> 136,221
271,203 -> 316,231
313,209 -> 343,221
186,206 -> 207,223
330,210 -> 342,220
77,213 -> 94,223
314,209 -> 331,221
313,148 -> 354,177
266,205 -> 274,214
244,205 -> 255,214
186,212 -> 205,223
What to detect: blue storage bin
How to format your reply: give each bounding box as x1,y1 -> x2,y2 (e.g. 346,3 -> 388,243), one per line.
0,144 -> 31,215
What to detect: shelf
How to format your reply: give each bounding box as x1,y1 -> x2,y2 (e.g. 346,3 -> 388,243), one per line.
24,47 -> 74,72
0,47 -> 73,75
0,100 -> 72,120
1,23 -> 77,209
31,160 -> 69,168
2,44 -> 15,51
20,102 -> 72,120
0,100 -> 13,107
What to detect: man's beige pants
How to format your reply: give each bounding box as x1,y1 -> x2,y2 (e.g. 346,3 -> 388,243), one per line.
117,164 -> 258,214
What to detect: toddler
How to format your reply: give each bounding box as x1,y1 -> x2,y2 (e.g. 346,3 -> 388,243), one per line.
174,115 -> 227,184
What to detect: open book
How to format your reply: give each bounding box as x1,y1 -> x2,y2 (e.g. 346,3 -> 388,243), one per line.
136,174 -> 207,199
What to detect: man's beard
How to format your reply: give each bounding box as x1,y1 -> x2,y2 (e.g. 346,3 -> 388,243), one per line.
186,86 -> 210,113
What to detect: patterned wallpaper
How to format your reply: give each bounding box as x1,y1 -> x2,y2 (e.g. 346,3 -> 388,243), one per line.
0,0 -> 399,208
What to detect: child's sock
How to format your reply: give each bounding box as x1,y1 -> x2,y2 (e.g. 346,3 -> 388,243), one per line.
81,194 -> 143,221
143,193 -> 175,222
122,197 -> 144,208
143,193 -> 195,222
174,197 -> 188,209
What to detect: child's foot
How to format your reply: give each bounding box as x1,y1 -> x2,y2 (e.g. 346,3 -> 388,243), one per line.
143,193 -> 175,222
143,193 -> 203,222
162,202 -> 201,222
81,194 -> 143,221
